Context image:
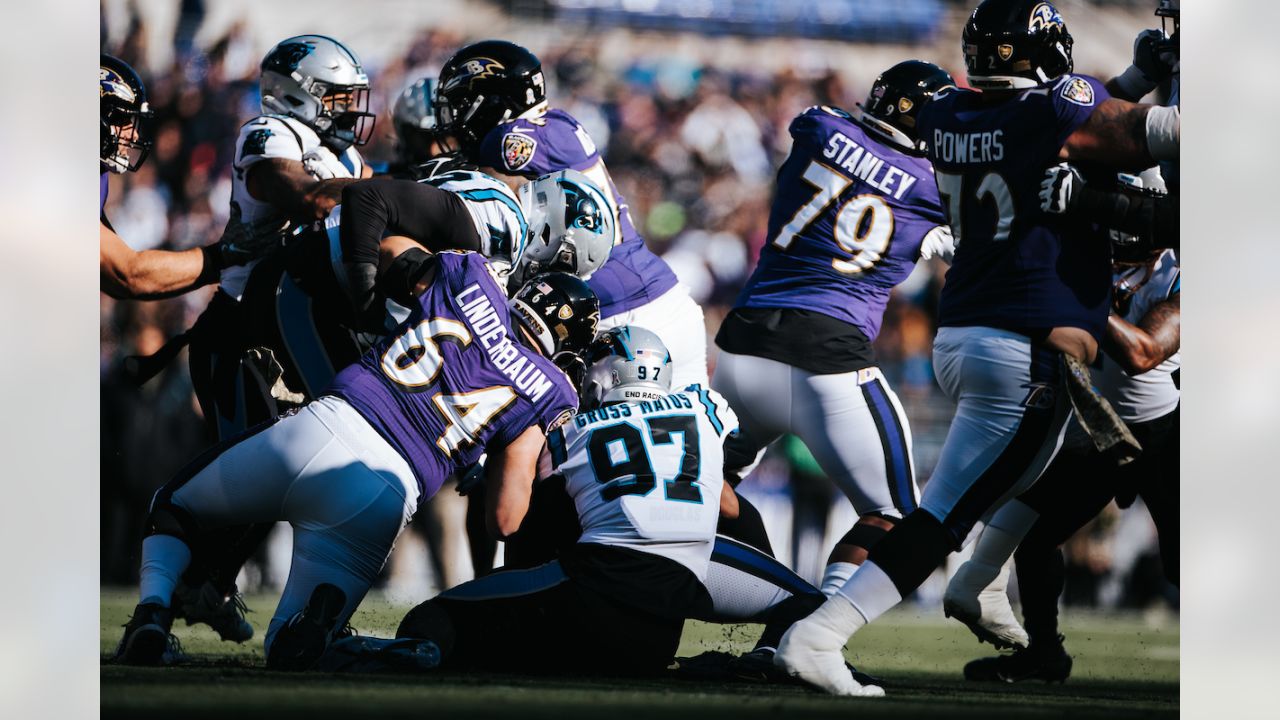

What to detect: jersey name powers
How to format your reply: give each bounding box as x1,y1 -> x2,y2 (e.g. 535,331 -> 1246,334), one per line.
735,106 -> 945,341
328,252 -> 577,503
916,75 -> 1113,339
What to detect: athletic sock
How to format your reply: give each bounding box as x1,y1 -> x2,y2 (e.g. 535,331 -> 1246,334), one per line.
969,500 -> 1040,572
834,560 -> 903,630
139,535 -> 193,608
790,591 -> 867,651
820,562 -> 858,597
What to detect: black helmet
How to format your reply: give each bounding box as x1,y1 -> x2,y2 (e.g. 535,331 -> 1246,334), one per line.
856,60 -> 955,154
435,40 -> 546,152
509,272 -> 599,358
963,0 -> 1074,90
100,54 -> 154,173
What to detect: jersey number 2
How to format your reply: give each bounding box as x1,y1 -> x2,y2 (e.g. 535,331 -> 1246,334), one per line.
587,415 -> 702,504
381,317 -> 517,457
772,161 -> 894,275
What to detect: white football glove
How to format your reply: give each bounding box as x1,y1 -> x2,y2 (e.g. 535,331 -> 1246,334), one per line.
301,146 -> 352,180
919,224 -> 956,264
1039,163 -> 1084,215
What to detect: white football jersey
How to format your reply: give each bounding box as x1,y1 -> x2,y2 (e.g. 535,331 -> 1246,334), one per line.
1095,249 -> 1180,423
418,168 -> 527,271
546,386 -> 737,582
225,114 -> 365,300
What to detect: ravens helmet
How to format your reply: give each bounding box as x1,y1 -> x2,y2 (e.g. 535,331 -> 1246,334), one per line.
512,170 -> 616,288
509,272 -> 600,359
963,0 -> 1074,90
855,60 -> 955,154
100,54 -> 153,174
435,40 -> 547,152
259,35 -> 375,151
582,326 -> 673,408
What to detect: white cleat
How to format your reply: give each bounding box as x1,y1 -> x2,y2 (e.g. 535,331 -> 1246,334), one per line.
943,559 -> 1029,650
774,621 -> 885,697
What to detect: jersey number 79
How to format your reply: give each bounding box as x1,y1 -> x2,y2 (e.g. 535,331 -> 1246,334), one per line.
772,161 -> 894,275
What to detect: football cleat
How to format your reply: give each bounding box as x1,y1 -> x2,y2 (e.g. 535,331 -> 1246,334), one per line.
730,646 -> 885,687
775,623 -> 885,697
313,635 -> 443,673
943,560 -> 1029,650
173,581 -> 254,643
266,583 -> 349,671
963,636 -> 1073,683
115,602 -> 186,666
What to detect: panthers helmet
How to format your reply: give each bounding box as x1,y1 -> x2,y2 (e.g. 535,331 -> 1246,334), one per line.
511,170 -> 615,288
854,60 -> 955,154
100,54 -> 153,174
509,272 -> 600,358
435,40 -> 547,152
582,326 -> 673,408
393,77 -> 441,165
260,35 -> 375,151
963,0 -> 1074,90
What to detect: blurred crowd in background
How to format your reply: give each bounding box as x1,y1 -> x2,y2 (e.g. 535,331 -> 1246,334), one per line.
101,0 -> 1174,615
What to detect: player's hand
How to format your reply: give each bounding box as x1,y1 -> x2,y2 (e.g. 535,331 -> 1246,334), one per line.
456,458 -> 486,496
302,146 -> 347,179
216,204 -> 290,266
1039,163 -> 1084,215
1132,28 -> 1178,85
918,224 -> 956,263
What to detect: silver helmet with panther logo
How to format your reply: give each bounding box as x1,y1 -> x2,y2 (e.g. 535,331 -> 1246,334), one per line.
512,169 -> 616,288
259,35 -> 375,151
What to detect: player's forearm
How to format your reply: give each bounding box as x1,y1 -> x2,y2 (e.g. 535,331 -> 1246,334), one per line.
1103,312 -> 1173,374
1060,99 -> 1155,171
485,427 -> 545,539
299,177 -> 357,220
101,225 -> 217,300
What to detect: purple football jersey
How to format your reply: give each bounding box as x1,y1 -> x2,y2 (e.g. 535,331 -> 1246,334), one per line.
327,251 -> 578,504
475,109 -> 677,317
916,74 -> 1112,339
735,106 -> 946,341
100,170 -> 109,216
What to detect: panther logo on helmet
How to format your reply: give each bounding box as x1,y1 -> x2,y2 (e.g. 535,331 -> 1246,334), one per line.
1028,2 -> 1064,32
443,57 -> 506,93
262,41 -> 315,76
558,181 -> 605,234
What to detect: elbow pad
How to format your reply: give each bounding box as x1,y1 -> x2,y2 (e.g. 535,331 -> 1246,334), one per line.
379,248 -> 435,307
1145,105 -> 1179,162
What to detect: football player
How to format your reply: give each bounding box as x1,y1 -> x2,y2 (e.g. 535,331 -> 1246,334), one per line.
100,54 -> 276,299
712,61 -> 956,627
115,255 -> 597,668
434,41 -> 709,389
775,0 -> 1179,696
388,326 -> 732,675
948,205 -> 1179,682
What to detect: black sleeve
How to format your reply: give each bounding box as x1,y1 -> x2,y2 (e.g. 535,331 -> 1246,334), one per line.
1074,186 -> 1179,250
339,178 -> 482,313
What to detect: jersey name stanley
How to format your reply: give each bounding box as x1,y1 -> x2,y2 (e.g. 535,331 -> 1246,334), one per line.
328,252 -> 577,503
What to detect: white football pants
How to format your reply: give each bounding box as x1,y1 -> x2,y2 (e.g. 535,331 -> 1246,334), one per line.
712,351 -> 918,518
166,395 -> 419,652
598,283 -> 709,389
921,327 -> 1073,547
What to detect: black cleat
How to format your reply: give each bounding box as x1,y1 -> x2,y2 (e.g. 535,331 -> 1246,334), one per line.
964,635 -> 1073,683
173,581 -> 254,643
267,583 -> 348,671
115,602 -> 185,666
729,646 -> 884,687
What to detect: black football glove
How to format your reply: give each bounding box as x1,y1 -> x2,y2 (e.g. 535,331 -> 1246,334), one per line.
216,204 -> 290,267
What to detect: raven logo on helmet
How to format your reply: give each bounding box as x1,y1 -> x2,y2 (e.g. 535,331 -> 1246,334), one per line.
443,57 -> 506,93
502,132 -> 537,170
100,68 -> 136,103
1028,2 -> 1064,32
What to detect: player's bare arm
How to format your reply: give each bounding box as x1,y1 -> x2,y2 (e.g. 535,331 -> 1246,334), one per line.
245,158 -> 357,221
719,482 -> 740,520
100,220 -> 214,300
1104,293 -> 1180,374
484,425 -> 548,539
1061,98 -> 1178,170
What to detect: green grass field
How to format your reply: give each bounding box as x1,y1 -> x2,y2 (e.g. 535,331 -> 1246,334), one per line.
101,589 -> 1178,719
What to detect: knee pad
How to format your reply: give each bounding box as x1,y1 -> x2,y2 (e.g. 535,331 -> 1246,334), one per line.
866,509 -> 953,597
144,497 -> 201,543
837,513 -> 897,551
396,599 -> 457,659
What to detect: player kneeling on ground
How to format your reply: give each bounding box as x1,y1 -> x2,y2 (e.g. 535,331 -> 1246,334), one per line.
115,253 -> 597,669
389,327 -> 737,676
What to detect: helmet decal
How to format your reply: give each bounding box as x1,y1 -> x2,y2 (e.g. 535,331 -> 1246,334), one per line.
1029,2 -> 1065,32
100,68 -> 136,104
262,41 -> 315,76
442,57 -> 506,93
558,180 -> 605,235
